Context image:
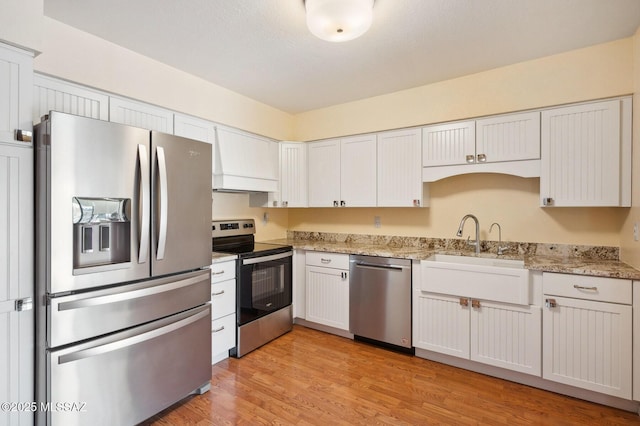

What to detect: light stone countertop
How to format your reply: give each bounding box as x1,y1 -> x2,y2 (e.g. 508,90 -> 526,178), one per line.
211,252 -> 237,263
263,234 -> 640,281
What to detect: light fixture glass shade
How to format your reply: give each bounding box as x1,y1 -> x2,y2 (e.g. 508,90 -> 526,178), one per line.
306,0 -> 374,42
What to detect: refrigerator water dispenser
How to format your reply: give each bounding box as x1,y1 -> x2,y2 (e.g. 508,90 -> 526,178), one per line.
72,197 -> 131,269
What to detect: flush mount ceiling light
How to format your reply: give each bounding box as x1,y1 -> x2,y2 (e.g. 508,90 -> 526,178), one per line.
305,0 -> 374,42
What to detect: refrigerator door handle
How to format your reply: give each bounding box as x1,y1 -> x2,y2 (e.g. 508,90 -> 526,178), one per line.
138,144 -> 150,264
156,146 -> 168,260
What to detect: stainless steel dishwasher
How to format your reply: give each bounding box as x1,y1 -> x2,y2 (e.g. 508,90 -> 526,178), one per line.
349,255 -> 413,352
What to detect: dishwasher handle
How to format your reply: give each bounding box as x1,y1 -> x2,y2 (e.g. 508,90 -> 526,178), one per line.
351,261 -> 409,272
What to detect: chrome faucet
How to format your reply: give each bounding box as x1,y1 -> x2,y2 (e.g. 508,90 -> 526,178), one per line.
489,222 -> 508,255
456,214 -> 480,254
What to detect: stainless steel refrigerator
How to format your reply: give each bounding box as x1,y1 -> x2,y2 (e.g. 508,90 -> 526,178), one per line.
34,112 -> 213,426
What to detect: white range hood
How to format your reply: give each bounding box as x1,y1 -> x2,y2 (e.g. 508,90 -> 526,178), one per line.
213,126 -> 279,193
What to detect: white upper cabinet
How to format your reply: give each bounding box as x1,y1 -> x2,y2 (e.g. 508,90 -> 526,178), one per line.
0,44 -> 33,146
250,141 -> 308,207
307,139 -> 342,207
340,134 -> 377,207
540,98 -> 631,207
109,96 -> 174,133
422,120 -> 475,167
377,128 -> 424,207
308,135 -> 377,207
422,112 -> 541,182
173,113 -> 215,144
33,74 -> 109,122
475,111 -> 540,163
280,142 -> 308,207
213,126 -> 278,192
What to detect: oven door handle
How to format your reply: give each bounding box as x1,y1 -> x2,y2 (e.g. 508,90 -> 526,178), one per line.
242,251 -> 293,265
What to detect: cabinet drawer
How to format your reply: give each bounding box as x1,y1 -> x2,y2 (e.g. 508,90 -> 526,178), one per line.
211,279 -> 236,319
305,251 -> 349,269
543,272 -> 631,304
211,313 -> 236,355
210,260 -> 236,283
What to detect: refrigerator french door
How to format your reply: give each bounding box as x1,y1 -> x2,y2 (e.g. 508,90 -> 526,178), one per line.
35,112 -> 213,426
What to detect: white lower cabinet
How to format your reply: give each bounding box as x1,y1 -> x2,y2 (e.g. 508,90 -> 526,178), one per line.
210,259 -> 237,364
413,291 -> 541,375
305,252 -> 349,331
542,273 -> 632,399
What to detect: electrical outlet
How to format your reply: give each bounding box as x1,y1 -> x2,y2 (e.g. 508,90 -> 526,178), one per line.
634,223 -> 639,241
374,216 -> 381,228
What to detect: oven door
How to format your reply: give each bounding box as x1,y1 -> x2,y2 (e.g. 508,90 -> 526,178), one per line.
238,251 -> 292,325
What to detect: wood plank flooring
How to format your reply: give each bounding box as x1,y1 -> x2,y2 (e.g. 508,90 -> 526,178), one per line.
143,325 -> 639,425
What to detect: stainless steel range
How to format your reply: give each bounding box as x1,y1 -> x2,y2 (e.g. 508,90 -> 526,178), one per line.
211,219 -> 293,357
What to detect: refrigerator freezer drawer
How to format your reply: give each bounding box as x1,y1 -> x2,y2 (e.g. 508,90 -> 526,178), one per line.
49,269 -> 211,347
45,304 -> 211,426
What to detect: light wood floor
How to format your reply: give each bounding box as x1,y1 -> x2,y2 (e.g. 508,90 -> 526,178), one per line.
144,325 -> 639,425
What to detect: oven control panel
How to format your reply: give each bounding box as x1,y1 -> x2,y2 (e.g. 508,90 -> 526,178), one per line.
211,219 -> 255,238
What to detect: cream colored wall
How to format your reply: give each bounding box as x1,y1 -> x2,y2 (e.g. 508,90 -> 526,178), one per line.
620,28 -> 640,267
212,193 -> 289,242
34,18 -> 294,141
290,38 -> 635,246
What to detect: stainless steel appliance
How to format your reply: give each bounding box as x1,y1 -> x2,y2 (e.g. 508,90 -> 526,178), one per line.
211,219 -> 292,357
34,112 -> 213,426
349,255 -> 414,353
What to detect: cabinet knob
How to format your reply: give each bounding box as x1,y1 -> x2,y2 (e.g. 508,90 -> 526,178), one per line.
543,197 -> 554,206
283,201 -> 288,207
333,200 -> 339,207
545,298 -> 557,308
471,299 -> 481,309
340,200 -> 346,207
413,199 -> 420,207
465,155 -> 475,164
459,298 -> 469,307
477,153 -> 487,163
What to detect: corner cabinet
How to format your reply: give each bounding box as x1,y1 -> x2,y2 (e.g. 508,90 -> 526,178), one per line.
540,98 -> 632,207
305,252 -> 349,331
377,128 -> 425,207
542,273 -> 632,399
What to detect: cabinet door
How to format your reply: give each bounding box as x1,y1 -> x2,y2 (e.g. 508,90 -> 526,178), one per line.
422,120 -> 475,167
476,111 -> 540,163
33,74 -> 109,121
173,113 -> 215,143
340,134 -> 377,207
377,128 -> 423,207
305,266 -> 349,330
542,295 -> 632,399
0,145 -> 34,426
307,139 -> 341,207
280,142 -> 308,207
470,300 -> 541,376
540,99 -> 626,207
0,44 -> 33,146
109,96 -> 174,133
413,292 -> 469,359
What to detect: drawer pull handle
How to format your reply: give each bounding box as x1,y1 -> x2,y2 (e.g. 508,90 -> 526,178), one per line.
211,290 -> 225,296
212,270 -> 225,275
459,298 -> 468,307
471,299 -> 481,309
573,285 -> 598,291
321,258 -> 331,264
212,325 -> 225,333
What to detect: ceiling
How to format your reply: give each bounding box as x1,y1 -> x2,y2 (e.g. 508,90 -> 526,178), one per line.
44,0 -> 640,114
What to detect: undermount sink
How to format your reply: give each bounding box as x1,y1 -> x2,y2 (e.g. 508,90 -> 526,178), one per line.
427,254 -> 525,269
421,254 -> 530,305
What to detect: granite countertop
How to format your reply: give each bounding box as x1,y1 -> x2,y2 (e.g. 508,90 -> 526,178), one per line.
211,252 -> 237,263
264,235 -> 640,280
